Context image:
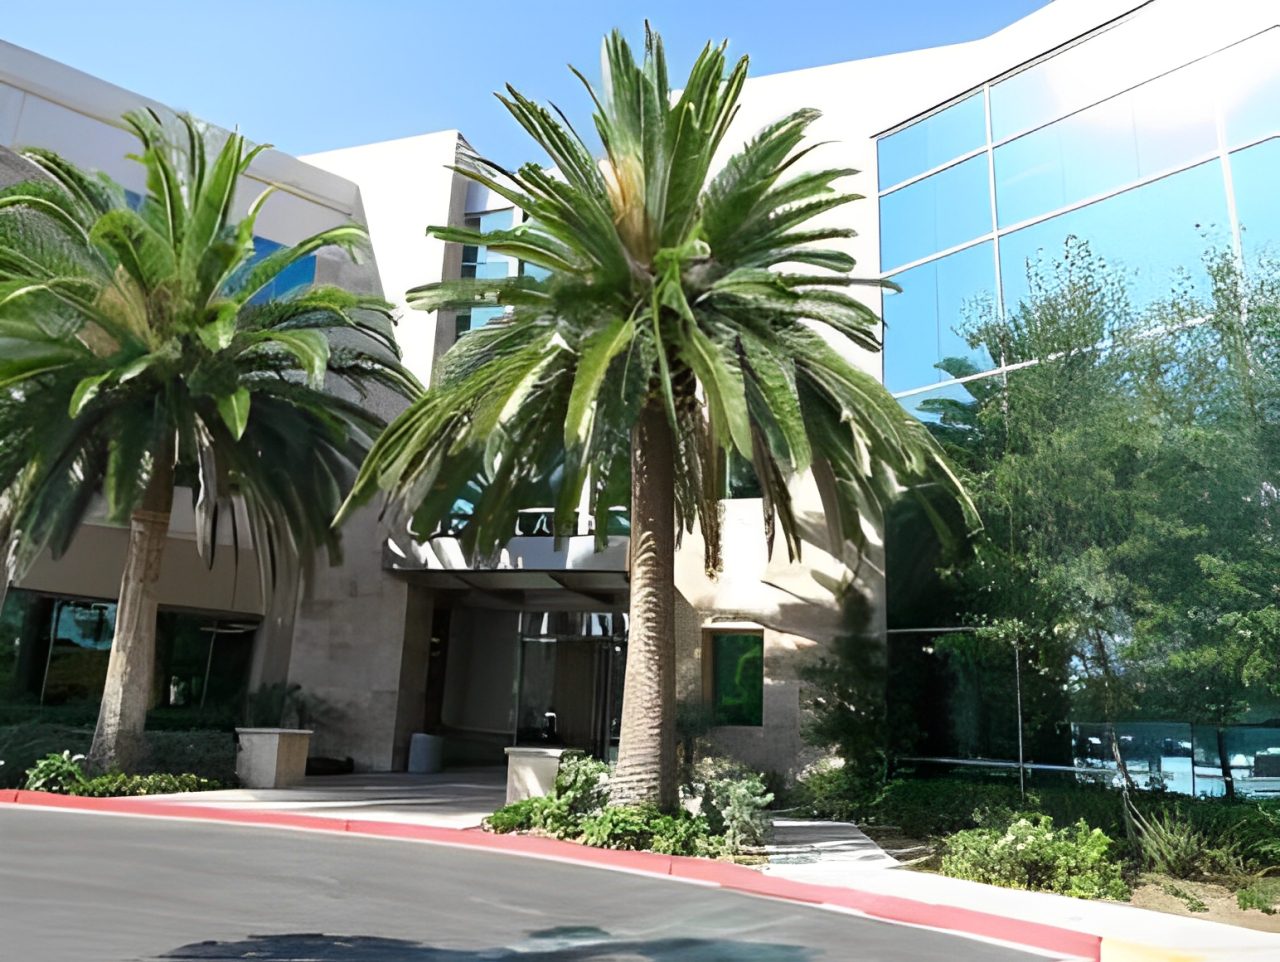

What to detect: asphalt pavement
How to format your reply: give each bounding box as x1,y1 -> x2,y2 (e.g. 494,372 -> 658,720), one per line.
0,808 -> 1067,962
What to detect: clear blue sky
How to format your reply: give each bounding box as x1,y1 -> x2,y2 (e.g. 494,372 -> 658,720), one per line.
3,1 -> 1050,165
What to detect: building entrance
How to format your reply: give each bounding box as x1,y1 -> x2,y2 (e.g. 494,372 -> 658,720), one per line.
515,612 -> 627,761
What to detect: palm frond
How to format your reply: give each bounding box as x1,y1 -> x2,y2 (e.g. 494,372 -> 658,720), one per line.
0,111 -> 416,605
343,25 -> 976,570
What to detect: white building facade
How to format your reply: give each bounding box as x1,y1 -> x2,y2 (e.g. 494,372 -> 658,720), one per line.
3,0 -> 1278,777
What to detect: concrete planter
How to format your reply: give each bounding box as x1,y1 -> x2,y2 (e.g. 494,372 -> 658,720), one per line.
234,728 -> 312,789
503,746 -> 569,804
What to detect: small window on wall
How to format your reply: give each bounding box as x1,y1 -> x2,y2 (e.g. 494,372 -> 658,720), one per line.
706,630 -> 764,726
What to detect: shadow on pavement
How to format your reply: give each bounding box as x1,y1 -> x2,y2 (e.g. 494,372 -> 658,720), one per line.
158,926 -> 817,960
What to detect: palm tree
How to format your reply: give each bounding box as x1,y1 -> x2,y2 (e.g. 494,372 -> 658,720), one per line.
0,110 -> 417,772
342,28 -> 974,808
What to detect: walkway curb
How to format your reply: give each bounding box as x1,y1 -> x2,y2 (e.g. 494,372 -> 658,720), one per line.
4,789 -> 1100,960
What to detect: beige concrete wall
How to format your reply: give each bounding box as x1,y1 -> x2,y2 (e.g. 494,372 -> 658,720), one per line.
672,496 -> 883,780
284,506 -> 411,771
15,483 -> 269,640
303,131 -> 466,383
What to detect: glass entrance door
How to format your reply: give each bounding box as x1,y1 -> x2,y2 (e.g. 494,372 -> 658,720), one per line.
515,612 -> 627,760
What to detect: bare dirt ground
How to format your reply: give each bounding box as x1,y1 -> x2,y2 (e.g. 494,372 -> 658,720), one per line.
1130,877 -> 1280,933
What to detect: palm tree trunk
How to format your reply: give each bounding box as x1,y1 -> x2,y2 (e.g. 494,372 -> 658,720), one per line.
611,400 -> 677,810
88,454 -> 174,774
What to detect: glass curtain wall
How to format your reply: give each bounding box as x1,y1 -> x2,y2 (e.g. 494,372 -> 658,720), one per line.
878,15 -> 1280,793
455,208 -> 515,337
878,23 -> 1280,412
0,588 -> 256,725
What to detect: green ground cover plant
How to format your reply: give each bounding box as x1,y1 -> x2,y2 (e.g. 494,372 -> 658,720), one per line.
18,747 -> 226,796
940,813 -> 1130,900
1236,879 -> 1280,915
484,752 -> 771,858
22,750 -> 88,794
75,771 -> 220,797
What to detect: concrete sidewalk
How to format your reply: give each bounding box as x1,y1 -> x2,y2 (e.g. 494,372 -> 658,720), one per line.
137,767 -> 506,829
763,830 -> 1280,962
763,818 -> 903,871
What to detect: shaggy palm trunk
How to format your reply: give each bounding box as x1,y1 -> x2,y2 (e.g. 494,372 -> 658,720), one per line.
611,400 -> 677,810
88,455 -> 174,773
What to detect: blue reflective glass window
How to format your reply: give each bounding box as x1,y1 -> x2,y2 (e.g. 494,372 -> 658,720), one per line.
989,25 -> 1140,143
1229,139 -> 1280,270
880,155 -> 991,271
996,73 -> 1217,228
883,241 -> 996,393
937,244 -> 997,374
469,305 -> 505,330
898,381 -> 982,426
877,93 -> 986,191
999,160 -> 1229,314
465,209 -> 514,280
478,209 -> 513,232
238,237 -> 316,304
1223,30 -> 1280,149
475,259 -> 511,280
883,260 -> 939,392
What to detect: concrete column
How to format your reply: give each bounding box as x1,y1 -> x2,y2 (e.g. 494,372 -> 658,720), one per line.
285,506 -> 411,771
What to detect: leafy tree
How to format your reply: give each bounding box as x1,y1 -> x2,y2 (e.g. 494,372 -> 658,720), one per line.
0,111 -> 416,771
919,240 -> 1280,791
343,28 -> 972,808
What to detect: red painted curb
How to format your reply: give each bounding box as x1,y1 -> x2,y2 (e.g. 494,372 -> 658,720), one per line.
5,790 -> 1100,960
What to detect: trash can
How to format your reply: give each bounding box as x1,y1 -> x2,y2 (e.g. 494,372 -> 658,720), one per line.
408,733 -> 444,774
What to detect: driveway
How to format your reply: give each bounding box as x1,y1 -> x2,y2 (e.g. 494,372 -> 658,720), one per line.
0,808 -> 1065,961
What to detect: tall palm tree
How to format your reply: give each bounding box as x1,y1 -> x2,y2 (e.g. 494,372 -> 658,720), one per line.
342,28 -> 974,808
0,110 -> 418,771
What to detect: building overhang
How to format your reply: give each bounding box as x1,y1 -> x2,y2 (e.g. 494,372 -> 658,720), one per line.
384,532 -> 630,611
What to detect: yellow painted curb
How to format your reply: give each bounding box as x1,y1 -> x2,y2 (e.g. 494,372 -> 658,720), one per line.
1100,939 -> 1214,962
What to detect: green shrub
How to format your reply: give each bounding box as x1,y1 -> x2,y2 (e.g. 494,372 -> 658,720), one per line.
1128,806 -> 1220,880
145,730 -> 236,784
23,750 -> 88,794
536,752 -> 610,837
690,757 -> 773,851
0,724 -> 235,788
485,754 -> 766,858
484,796 -> 553,834
579,805 -> 717,857
1237,878 -> 1280,915
650,812 -> 722,857
579,804 -> 662,849
78,772 -> 220,797
0,724 -> 92,789
1030,782 -> 1132,837
792,761 -> 880,822
940,814 -> 1129,901
874,778 -> 1023,838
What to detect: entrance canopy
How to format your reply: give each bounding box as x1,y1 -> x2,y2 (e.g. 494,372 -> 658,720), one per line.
397,568 -> 627,611
385,525 -> 630,610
